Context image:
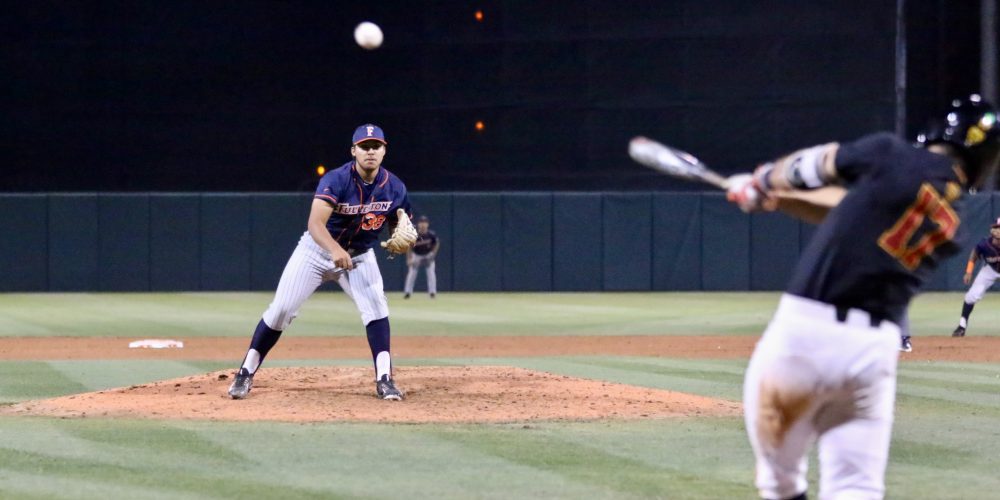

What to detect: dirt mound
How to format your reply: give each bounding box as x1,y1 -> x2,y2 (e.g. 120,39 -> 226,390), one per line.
1,366 -> 740,423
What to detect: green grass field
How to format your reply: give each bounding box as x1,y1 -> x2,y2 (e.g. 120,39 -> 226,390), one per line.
1,292 -> 998,499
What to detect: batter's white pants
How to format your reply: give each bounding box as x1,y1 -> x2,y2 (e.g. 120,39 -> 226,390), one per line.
964,265 -> 1000,304
404,254 -> 436,295
262,232 -> 389,330
744,294 -> 900,500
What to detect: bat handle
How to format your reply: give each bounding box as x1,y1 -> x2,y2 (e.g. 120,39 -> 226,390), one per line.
704,172 -> 730,190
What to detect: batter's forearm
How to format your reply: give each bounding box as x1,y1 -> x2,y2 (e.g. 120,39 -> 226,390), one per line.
756,143 -> 840,192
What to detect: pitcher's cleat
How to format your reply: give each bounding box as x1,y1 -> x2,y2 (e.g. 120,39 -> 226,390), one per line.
952,326 -> 966,337
376,374 -> 403,400
228,368 -> 254,399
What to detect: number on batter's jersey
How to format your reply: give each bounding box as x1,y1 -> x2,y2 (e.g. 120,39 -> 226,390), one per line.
878,182 -> 961,270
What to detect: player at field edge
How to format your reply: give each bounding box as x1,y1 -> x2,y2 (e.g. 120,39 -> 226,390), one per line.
725,94 -> 1000,500
227,123 -> 415,401
403,215 -> 439,299
950,216 -> 1000,337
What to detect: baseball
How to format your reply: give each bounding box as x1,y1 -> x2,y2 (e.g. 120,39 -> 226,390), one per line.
354,22 -> 383,50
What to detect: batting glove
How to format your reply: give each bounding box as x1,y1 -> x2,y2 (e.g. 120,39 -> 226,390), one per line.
726,174 -> 766,213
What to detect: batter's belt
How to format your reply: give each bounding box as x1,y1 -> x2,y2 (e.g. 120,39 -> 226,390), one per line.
783,295 -> 897,331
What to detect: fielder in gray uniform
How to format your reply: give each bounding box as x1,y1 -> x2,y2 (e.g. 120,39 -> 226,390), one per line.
228,124 -> 417,401
404,215 -> 439,299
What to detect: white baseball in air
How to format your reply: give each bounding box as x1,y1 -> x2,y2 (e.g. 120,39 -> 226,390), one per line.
354,22 -> 383,50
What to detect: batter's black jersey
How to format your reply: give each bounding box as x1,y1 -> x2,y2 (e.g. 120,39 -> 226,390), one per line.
974,238 -> 1000,272
412,230 -> 438,256
787,133 -> 967,324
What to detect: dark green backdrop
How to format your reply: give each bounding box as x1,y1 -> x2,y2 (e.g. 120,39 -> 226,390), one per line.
1,192 -> 994,292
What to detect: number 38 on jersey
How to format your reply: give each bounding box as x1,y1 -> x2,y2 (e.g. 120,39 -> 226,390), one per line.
361,213 -> 387,231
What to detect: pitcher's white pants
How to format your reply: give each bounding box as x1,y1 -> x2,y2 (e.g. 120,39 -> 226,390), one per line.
262,232 -> 388,330
744,294 -> 900,500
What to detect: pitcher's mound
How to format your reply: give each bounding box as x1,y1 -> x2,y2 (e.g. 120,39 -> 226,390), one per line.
2,366 -> 740,423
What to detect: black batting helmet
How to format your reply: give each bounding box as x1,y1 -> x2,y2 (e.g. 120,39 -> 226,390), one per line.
917,94 -> 1000,187
917,94 -> 1000,188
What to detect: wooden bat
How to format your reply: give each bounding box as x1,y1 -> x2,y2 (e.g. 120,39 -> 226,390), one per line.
628,136 -> 845,224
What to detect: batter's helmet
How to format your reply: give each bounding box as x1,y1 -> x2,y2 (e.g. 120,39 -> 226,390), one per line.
917,94 -> 1000,188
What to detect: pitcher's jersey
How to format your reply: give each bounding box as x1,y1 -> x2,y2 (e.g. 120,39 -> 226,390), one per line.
975,237 -> 1000,272
787,133 -> 967,324
314,161 -> 411,254
412,230 -> 438,256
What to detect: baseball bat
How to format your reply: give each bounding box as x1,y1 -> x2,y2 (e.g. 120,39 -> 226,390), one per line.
628,136 -> 846,224
628,136 -> 730,189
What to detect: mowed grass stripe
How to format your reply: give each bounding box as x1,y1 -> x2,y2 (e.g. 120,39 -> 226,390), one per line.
186,421 -> 609,500
897,382 -> 1000,410
0,362 -> 88,402
428,425 -> 753,499
479,357 -> 746,401
0,420 -> 347,500
897,373 -> 1000,396
0,292 -> 780,338
1,291 -> 998,338
0,481 -> 77,500
0,469 -> 208,500
885,463 -> 1000,500
898,360 -> 1000,377
47,360 -> 223,393
541,419 -> 752,491
0,447 -> 339,500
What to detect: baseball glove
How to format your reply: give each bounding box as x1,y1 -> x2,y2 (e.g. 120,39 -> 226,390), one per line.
381,209 -> 417,255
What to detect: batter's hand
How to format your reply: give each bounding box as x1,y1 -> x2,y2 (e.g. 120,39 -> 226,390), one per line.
332,246 -> 354,270
726,174 -> 770,213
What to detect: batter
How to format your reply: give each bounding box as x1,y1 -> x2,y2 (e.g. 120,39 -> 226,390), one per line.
726,94 -> 999,499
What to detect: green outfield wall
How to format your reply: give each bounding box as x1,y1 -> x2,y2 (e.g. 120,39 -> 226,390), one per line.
2,192 -> 996,292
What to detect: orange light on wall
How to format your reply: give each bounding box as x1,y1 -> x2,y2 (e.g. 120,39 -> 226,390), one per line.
316,165 -> 326,176
474,10 -> 484,22
474,120 -> 485,131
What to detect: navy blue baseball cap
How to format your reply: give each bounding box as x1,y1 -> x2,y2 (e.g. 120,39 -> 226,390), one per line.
353,124 -> 387,145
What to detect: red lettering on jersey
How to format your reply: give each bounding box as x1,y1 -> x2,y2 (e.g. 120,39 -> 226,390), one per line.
361,213 -> 387,231
878,183 -> 960,270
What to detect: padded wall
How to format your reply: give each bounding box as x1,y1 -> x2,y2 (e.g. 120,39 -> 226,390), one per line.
150,195 -> 200,290
701,195 -> 750,291
603,194 -> 652,291
652,193 -> 701,290
503,194 -> 553,291
452,194 -> 503,291
0,195 -> 47,291
553,193 -> 603,291
48,194 -> 98,291
98,194 -> 150,291
0,191 -> 989,292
